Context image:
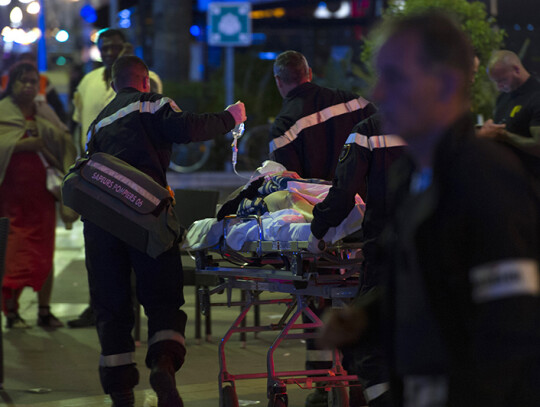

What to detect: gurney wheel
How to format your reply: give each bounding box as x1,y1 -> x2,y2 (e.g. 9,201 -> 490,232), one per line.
267,394 -> 287,407
222,385 -> 239,407
329,383 -> 349,407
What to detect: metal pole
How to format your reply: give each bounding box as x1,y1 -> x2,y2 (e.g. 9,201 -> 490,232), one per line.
225,46 -> 234,107
224,46 -> 235,172
490,0 -> 498,16
109,0 -> 118,28
37,0 -> 47,71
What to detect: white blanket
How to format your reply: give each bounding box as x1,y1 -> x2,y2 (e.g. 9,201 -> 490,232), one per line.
181,168 -> 365,251
181,204 -> 364,251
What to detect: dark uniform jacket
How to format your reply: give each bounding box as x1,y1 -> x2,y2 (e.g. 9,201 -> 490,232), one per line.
382,115 -> 540,389
87,87 -> 235,186
269,82 -> 376,180
493,76 -> 540,138
310,113 -> 407,242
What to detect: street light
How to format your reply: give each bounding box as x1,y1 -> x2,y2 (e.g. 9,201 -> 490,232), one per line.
9,6 -> 22,25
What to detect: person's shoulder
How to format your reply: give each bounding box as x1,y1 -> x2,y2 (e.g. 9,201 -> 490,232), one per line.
148,70 -> 163,93
351,113 -> 382,136
315,82 -> 358,99
77,67 -> 105,87
84,66 -> 105,78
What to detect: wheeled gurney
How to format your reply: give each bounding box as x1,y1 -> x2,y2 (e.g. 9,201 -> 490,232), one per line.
192,215 -> 364,407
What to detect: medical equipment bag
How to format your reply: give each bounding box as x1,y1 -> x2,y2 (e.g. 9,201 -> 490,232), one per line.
61,152 -> 180,258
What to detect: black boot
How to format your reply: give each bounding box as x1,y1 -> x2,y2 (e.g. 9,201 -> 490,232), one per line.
67,305 -> 95,328
305,387 -> 327,407
110,389 -> 135,407
149,355 -> 183,407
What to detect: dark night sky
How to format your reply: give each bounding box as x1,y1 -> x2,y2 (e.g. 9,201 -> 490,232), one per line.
478,0 -> 540,74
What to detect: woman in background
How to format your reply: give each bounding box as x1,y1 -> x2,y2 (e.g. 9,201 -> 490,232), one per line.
0,62 -> 77,328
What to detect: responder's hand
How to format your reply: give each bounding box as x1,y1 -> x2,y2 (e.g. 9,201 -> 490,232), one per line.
307,233 -> 324,254
225,101 -> 247,124
318,306 -> 369,349
476,119 -> 506,139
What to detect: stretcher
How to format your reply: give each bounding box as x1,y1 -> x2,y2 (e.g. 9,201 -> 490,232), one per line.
192,215 -> 364,407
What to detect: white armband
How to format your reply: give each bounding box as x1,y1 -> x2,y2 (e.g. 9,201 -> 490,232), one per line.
470,259 -> 539,303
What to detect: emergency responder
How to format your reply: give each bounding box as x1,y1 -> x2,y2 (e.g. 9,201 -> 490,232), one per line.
84,55 -> 246,407
322,11 -> 540,407
309,113 -> 407,406
309,112 -> 407,259
269,50 -> 376,181
269,50 -> 376,407
478,50 -> 540,154
69,27 -> 163,329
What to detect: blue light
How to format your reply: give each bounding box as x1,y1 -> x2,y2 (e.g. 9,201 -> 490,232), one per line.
259,52 -> 277,60
527,24 -> 534,31
514,24 -> 521,31
119,18 -> 131,28
252,32 -> 266,44
190,25 -> 201,37
119,9 -> 131,19
80,4 -> 97,24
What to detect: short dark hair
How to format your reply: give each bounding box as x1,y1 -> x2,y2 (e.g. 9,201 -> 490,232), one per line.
273,50 -> 310,85
112,55 -> 149,88
96,28 -> 126,45
1,61 -> 38,99
378,11 -> 474,96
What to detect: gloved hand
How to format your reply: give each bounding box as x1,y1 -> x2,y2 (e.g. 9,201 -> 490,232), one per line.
307,233 -> 325,254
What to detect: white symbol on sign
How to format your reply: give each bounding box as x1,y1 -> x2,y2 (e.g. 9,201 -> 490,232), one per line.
219,13 -> 242,36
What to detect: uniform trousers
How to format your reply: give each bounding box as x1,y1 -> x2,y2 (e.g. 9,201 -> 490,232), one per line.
84,220 -> 187,392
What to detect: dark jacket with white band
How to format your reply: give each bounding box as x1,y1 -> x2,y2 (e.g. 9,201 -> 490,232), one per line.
269,82 -> 376,181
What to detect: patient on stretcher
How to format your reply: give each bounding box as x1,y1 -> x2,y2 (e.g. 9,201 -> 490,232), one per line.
181,161 -> 365,252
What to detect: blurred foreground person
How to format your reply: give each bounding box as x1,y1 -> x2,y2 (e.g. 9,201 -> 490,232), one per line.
0,62 -> 77,328
83,55 -> 245,407
323,11 -> 540,407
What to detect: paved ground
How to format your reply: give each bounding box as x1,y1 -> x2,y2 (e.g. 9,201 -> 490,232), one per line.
0,172 -> 337,407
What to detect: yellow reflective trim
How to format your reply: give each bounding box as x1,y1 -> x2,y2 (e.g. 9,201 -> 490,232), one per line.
269,97 -> 371,153
347,133 -> 407,151
87,97 -> 174,143
148,330 -> 186,348
510,105 -> 522,117
99,352 -> 135,367
364,382 -> 390,402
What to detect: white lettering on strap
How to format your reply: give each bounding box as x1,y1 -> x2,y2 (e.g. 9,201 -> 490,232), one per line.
346,132 -> 407,150
470,259 -> 539,303
87,160 -> 161,206
89,97 -> 173,141
269,97 -> 371,153
99,352 -> 134,367
148,330 -> 186,348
